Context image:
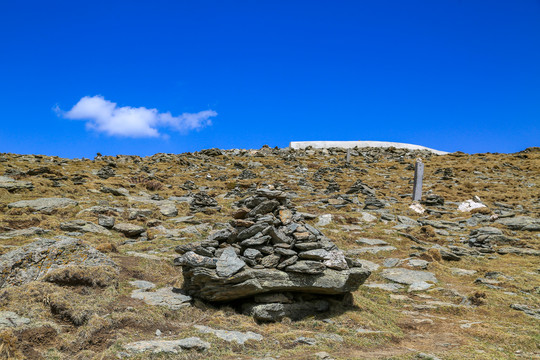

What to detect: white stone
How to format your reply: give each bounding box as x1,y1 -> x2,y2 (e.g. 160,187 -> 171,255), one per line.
317,214 -> 333,227
458,199 -> 487,212
409,202 -> 425,214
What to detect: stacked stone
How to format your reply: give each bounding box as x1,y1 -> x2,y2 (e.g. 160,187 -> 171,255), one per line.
174,188 -> 371,322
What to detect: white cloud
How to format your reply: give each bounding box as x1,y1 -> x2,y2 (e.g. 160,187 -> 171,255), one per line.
56,95 -> 216,138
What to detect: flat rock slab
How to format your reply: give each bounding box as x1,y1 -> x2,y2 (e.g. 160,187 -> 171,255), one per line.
123,337 -> 209,354
182,267 -> 370,302
8,197 -> 78,214
60,220 -> 111,235
364,283 -> 404,292
496,216 -> 540,231
353,259 -> 380,272
113,223 -> 145,237
0,236 -> 118,288
355,238 -> 388,246
194,325 -> 263,344
345,246 -> 397,255
0,311 -> 31,328
0,227 -> 49,240
0,177 -> 33,192
131,287 -> 192,310
381,268 -> 438,285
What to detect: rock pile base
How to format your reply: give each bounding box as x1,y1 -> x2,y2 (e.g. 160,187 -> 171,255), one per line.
174,189 -> 370,321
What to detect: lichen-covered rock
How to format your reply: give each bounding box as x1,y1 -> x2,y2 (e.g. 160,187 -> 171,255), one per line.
0,236 -> 118,289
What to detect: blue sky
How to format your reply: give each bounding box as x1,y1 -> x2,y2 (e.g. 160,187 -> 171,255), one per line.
0,1 -> 538,157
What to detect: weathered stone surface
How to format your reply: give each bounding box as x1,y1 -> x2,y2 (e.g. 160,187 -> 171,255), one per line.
0,237 -> 118,288
0,311 -> 31,328
496,216 -> 540,231
174,251 -> 217,268
131,286 -> 192,310
216,247 -> 246,277
159,203 -> 178,217
194,325 -> 263,344
8,197 -> 78,214
181,267 -> 370,302
286,260 -> 326,274
0,176 -> 33,192
243,300 -> 330,322
381,268 -> 438,285
113,222 -> 145,237
0,227 -> 50,240
60,220 -> 111,235
123,337 -> 209,354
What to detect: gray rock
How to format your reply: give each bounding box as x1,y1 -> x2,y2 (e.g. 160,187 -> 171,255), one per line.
510,304 -> 540,320
299,249 -> 330,261
397,215 -> 419,226
243,300 -> 330,322
123,337 -> 209,354
0,177 -> 33,192
216,247 -> 246,277
294,337 -> 317,345
159,203 -> 178,217
345,246 -> 397,255
194,325 -> 263,344
129,280 -> 156,290
353,259 -> 380,272
60,220 -> 111,235
113,222 -> 145,237
8,197 -> 78,214
286,260 -> 326,274
364,283 -> 404,292
0,311 -> 31,328
408,259 -> 429,269
317,214 -> 333,227
244,248 -> 263,259
181,267 -> 370,302
356,238 -> 388,246
383,258 -> 401,268
497,216 -> 540,231
381,268 -> 437,285
408,281 -> 433,292
174,251 -> 218,268
323,250 -> 349,270
247,199 -> 279,217
0,227 -> 50,240
131,287 -> 192,310
497,247 -> 540,256
98,215 -> 115,228
0,237 -> 118,288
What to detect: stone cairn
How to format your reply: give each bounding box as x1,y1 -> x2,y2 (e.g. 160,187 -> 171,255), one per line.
174,188 -> 371,322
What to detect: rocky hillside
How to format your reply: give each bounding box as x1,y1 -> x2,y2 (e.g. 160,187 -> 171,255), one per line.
0,146 -> 538,360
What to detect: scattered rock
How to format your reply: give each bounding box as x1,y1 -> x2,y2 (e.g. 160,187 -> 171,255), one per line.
194,325 -> 263,344
8,197 -> 78,214
123,337 -> 209,354
381,268 -> 438,285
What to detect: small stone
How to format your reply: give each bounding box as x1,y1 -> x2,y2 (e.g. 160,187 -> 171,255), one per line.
194,325 -> 263,344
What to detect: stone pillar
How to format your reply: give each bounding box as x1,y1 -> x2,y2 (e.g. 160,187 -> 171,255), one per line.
346,149 -> 351,165
412,158 -> 424,201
